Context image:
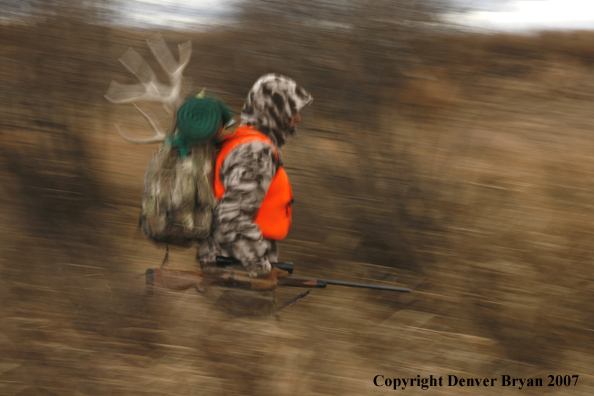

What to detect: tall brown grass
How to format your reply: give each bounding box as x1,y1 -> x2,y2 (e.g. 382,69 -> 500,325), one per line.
1,20 -> 594,394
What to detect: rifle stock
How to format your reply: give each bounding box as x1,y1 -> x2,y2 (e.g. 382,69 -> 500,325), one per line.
146,268 -> 325,294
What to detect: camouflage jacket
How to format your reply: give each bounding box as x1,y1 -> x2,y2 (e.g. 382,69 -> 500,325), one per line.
197,141 -> 279,275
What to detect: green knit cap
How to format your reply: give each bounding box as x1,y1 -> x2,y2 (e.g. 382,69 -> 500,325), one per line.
168,91 -> 233,157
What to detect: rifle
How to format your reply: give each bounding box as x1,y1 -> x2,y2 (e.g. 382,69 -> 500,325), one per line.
146,257 -> 411,295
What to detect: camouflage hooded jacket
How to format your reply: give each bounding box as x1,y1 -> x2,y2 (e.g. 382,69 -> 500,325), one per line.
197,74 -> 313,275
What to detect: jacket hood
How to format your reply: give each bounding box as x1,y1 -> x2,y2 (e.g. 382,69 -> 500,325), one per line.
240,74 -> 313,147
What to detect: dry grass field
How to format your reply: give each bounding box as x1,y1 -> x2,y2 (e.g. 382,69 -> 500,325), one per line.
1,18 -> 594,395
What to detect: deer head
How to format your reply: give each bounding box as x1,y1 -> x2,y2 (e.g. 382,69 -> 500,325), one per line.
105,34 -> 192,144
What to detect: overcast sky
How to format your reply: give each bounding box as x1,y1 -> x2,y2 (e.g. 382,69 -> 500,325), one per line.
108,0 -> 239,30
1,0 -> 593,32
113,0 -> 594,32
448,0 -> 594,31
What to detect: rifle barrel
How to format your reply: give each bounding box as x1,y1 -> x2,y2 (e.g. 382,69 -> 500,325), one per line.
297,277 -> 410,292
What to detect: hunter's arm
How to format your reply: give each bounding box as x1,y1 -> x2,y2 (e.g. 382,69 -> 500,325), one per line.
208,142 -> 276,275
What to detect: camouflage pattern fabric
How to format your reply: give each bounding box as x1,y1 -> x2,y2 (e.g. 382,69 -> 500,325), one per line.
240,73 -> 313,147
141,142 -> 217,246
197,142 -> 278,275
197,74 -> 312,276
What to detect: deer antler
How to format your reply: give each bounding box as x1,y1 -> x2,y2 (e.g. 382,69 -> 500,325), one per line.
105,33 -> 192,144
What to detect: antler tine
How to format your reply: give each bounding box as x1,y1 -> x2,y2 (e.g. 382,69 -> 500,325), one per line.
104,80 -> 147,104
105,34 -> 192,144
146,33 -> 192,112
115,123 -> 166,145
113,103 -> 167,145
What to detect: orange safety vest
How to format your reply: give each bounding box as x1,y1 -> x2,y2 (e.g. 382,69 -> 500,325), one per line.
214,125 -> 293,240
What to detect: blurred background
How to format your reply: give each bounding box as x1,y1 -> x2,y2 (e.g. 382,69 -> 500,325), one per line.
2,0 -> 594,394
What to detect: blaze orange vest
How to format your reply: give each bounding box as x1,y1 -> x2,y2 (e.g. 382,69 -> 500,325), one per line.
214,125 -> 293,240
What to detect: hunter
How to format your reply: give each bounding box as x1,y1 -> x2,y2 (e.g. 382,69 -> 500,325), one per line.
197,74 -> 313,280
